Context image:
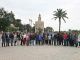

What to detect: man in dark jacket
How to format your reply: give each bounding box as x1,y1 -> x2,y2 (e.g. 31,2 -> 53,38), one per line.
9,32 -> 14,46
53,33 -> 57,46
57,33 -> 63,45
1,32 -> 6,47
5,32 -> 10,46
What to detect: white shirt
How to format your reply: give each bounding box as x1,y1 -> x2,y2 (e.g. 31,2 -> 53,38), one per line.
48,35 -> 51,40
78,34 -> 80,42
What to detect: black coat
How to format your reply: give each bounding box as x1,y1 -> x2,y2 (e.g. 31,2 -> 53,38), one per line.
2,33 -> 6,42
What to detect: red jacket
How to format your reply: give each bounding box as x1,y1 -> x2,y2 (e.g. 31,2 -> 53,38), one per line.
63,34 -> 68,40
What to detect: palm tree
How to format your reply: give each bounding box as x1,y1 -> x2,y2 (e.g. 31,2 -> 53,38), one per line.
53,9 -> 68,33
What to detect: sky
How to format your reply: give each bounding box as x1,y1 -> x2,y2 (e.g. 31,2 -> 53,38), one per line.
0,0 -> 80,31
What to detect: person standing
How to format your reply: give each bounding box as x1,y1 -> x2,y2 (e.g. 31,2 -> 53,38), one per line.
76,33 -> 80,47
17,32 -> 21,45
9,32 -> 14,46
51,33 -> 54,45
30,33 -> 36,46
36,33 -> 43,45
56,33 -> 60,45
5,32 -> 10,46
14,33 -> 17,46
44,34 -> 48,45
71,32 -> 77,46
53,33 -> 57,46
57,33 -> 63,45
63,32 -> 68,46
1,32 -> 6,47
35,33 -> 39,45
20,33 -> 28,46
48,34 -> 52,45
20,33 -> 24,46
26,34 -> 30,46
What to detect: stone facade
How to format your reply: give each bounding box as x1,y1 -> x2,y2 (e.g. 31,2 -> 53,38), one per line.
35,14 -> 44,33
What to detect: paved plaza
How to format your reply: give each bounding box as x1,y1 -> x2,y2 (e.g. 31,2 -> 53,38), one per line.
0,45 -> 80,60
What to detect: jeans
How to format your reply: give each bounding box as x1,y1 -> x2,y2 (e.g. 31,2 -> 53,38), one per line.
30,40 -> 36,46
10,38 -> 13,46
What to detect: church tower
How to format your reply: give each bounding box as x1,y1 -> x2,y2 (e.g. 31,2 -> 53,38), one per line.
38,14 -> 41,21
35,14 -> 44,34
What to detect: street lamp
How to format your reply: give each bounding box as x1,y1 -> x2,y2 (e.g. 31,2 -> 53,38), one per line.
29,19 -> 32,32
29,19 -> 32,26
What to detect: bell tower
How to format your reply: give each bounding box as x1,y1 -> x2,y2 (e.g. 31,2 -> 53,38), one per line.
35,14 -> 44,33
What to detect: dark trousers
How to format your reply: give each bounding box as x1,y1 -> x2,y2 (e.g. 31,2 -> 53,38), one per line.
2,42 -> 5,47
69,40 -> 74,46
38,40 -> 42,45
10,39 -> 13,46
6,39 -> 10,46
14,41 -> 17,46
36,40 -> 38,45
54,39 -> 57,46
64,40 -> 69,46
45,40 -> 48,45
51,40 -> 53,45
75,42 -> 80,47
48,40 -> 51,45
39,40 -> 41,45
21,40 -> 23,45
6,42 -> 9,46
57,40 -> 59,45
36,40 -> 40,45
59,41 -> 63,45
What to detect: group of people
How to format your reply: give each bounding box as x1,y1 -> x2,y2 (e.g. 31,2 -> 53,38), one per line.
1,32 -> 21,47
1,31 -> 80,47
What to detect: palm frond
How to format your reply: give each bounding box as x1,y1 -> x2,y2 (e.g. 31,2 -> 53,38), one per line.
65,16 -> 68,19
52,8 -> 68,21
54,17 -> 57,20
54,11 -> 57,13
62,17 -> 66,23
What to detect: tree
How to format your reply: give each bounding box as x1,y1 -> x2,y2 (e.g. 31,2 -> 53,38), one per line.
32,26 -> 35,33
6,26 -> 17,32
14,19 -> 21,27
0,8 -> 5,18
44,27 -> 54,33
24,24 -> 32,32
0,8 -> 10,31
0,8 -> 23,32
0,18 -> 10,31
53,9 -> 68,33
6,11 -> 15,23
13,19 -> 23,31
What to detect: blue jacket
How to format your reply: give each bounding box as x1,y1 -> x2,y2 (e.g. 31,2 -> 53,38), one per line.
36,34 -> 43,41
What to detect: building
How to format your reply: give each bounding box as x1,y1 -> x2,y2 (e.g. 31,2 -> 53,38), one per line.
35,14 -> 44,33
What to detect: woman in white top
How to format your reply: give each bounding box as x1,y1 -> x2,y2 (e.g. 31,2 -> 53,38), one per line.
76,33 -> 80,47
48,34 -> 52,45
14,33 -> 17,46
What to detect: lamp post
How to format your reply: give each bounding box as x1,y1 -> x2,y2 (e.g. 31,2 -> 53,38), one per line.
29,19 -> 32,26
29,19 -> 32,32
